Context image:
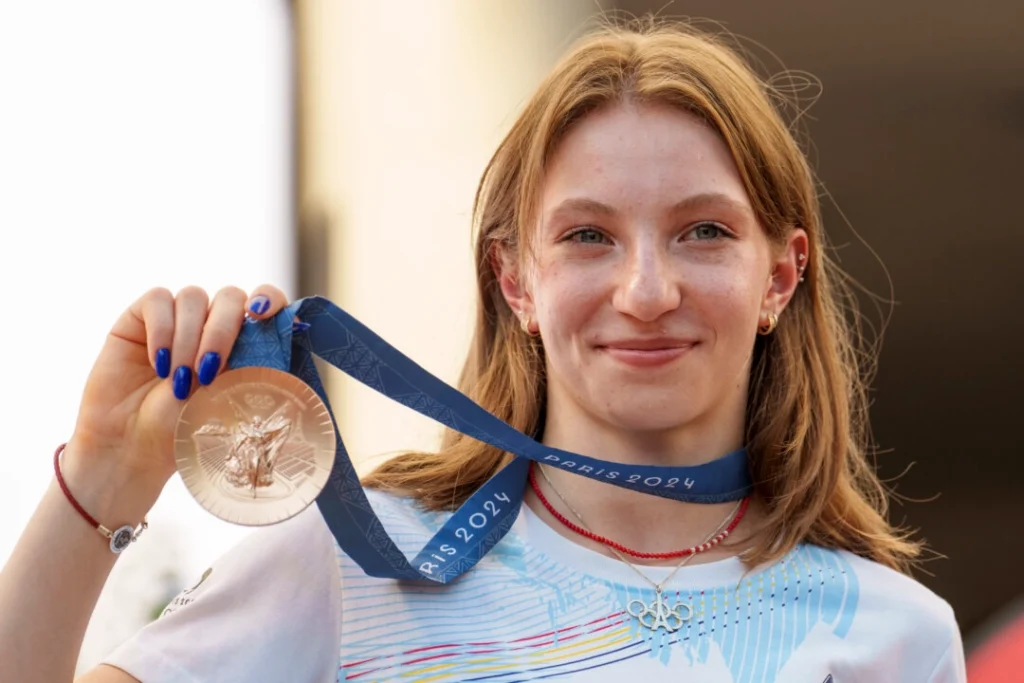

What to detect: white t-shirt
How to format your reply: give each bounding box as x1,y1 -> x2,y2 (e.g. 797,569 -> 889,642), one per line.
104,490 -> 966,682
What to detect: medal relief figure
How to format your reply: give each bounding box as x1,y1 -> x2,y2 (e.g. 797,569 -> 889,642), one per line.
196,414 -> 293,494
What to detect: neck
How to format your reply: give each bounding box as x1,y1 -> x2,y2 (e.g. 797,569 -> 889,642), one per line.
540,404 -> 744,469
525,405 -> 759,566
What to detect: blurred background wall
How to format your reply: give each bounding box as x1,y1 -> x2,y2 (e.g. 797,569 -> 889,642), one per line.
1,0 -> 1020,676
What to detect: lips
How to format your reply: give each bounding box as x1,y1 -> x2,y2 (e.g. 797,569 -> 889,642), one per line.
601,338 -> 696,351
597,338 -> 698,367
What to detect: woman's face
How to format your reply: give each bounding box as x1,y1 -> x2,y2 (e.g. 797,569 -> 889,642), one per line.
503,102 -> 803,443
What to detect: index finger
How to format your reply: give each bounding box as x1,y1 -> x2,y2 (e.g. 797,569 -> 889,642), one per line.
244,284 -> 289,320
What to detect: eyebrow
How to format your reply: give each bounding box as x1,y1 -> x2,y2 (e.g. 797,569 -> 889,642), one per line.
547,197 -> 618,218
547,192 -> 754,221
670,192 -> 754,217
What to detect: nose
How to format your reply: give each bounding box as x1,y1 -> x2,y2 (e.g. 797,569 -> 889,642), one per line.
611,241 -> 682,322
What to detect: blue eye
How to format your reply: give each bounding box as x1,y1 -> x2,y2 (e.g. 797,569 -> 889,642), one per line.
567,227 -> 608,244
688,223 -> 727,240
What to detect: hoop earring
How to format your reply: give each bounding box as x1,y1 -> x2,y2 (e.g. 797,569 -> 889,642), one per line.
519,314 -> 538,337
758,312 -> 779,335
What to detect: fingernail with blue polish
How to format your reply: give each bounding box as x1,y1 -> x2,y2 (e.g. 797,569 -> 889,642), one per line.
155,348 -> 171,379
248,295 -> 271,316
292,321 -> 311,333
197,352 -> 221,386
173,366 -> 192,400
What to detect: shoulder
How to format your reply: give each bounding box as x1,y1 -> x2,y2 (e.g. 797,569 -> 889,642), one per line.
835,548 -> 958,630
797,545 -> 962,673
172,501 -> 341,613
103,504 -> 342,683
149,502 -> 341,622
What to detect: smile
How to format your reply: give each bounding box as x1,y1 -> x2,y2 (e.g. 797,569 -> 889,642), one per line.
598,342 -> 697,368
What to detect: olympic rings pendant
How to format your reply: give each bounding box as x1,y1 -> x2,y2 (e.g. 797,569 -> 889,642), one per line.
627,589 -> 693,633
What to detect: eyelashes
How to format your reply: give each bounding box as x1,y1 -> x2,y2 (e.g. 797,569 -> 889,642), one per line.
564,226 -> 609,244
561,221 -> 733,245
686,222 -> 731,241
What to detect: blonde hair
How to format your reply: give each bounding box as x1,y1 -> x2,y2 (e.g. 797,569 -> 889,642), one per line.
363,18 -> 921,573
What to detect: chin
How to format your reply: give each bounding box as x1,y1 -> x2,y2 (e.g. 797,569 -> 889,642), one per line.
598,397 -> 706,434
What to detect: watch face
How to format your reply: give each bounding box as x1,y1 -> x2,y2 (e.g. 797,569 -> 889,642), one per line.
110,526 -> 134,554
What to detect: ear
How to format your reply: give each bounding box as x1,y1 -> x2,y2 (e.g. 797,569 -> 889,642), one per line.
490,243 -> 537,330
762,228 -> 809,316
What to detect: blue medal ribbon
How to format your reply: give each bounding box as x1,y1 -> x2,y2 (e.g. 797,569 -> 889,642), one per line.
227,296 -> 752,584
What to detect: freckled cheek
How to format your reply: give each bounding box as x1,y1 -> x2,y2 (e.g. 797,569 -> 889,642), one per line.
533,269 -> 601,336
688,271 -> 764,329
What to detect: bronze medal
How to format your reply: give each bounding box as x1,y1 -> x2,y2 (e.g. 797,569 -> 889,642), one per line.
175,366 -> 336,526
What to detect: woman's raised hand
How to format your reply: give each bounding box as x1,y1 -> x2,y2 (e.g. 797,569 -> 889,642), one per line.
63,285 -> 290,502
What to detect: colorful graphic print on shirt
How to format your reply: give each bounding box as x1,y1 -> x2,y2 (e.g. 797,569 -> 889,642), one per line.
335,513 -> 857,682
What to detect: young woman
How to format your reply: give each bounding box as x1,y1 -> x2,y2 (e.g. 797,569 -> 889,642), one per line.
0,20 -> 965,683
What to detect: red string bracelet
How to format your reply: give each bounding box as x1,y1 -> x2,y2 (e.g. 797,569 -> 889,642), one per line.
529,464 -> 748,560
54,443 -> 148,554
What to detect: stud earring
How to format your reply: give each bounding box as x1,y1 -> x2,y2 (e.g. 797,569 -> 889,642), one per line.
798,253 -> 807,283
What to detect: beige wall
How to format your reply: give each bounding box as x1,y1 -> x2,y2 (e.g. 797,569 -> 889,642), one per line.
296,2 -> 602,472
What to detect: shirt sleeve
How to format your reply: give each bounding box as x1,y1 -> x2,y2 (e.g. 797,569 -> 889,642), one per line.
926,627 -> 968,683
102,505 -> 343,683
